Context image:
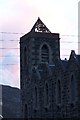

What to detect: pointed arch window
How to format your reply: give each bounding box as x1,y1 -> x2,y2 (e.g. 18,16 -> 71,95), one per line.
41,45 -> 49,63
56,80 -> 61,104
70,75 -> 76,102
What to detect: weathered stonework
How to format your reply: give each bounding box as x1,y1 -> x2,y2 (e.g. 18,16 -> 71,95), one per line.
20,18 -> 80,119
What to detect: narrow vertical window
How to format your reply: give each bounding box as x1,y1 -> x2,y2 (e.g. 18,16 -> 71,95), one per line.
56,80 -> 61,104
45,83 -> 49,106
24,47 -> 27,65
70,75 -> 76,102
34,87 -> 38,108
41,45 -> 49,63
24,104 -> 28,118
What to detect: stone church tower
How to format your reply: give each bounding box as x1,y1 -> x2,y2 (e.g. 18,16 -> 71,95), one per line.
20,18 -> 80,119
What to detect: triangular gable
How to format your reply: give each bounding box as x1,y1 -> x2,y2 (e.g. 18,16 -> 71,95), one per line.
66,50 -> 79,70
30,17 -> 51,33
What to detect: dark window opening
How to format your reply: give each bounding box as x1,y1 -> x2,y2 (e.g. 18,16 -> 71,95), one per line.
24,104 -> 28,118
71,75 -> 76,102
45,83 -> 49,106
57,80 -> 61,104
24,47 -> 27,65
34,87 -> 38,108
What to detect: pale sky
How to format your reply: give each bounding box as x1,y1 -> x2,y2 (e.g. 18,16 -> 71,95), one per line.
0,0 -> 79,88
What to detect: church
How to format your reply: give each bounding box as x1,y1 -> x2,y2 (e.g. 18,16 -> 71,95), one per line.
20,18 -> 80,119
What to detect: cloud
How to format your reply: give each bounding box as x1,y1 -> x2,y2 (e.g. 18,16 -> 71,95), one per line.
0,0 -> 78,88
0,0 -> 78,34
2,52 -> 18,65
0,52 -> 20,88
0,69 -> 19,88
